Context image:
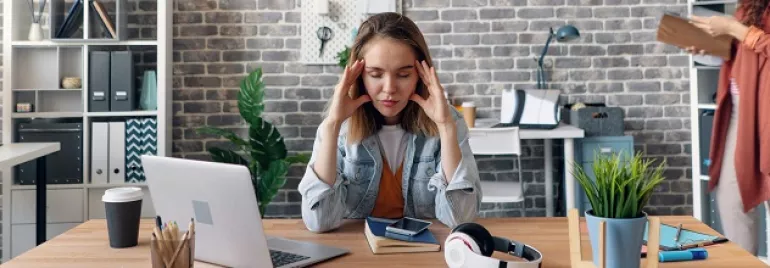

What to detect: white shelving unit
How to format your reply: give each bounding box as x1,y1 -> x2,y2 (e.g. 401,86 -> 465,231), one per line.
688,0 -> 769,257
1,0 -> 172,261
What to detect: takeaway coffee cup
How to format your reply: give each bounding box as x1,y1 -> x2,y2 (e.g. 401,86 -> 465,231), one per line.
103,187 -> 143,248
462,102 -> 476,128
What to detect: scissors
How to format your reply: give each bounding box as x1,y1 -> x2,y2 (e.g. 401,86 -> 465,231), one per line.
317,26 -> 333,57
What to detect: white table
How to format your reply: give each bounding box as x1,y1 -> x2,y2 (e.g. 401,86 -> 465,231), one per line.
0,143 -> 60,245
469,122 -> 584,217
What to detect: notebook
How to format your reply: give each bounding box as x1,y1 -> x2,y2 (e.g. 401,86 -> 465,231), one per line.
643,222 -> 728,251
364,217 -> 440,254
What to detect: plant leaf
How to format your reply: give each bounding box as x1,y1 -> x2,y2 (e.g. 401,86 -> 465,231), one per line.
197,126 -> 250,150
257,160 -> 289,216
249,117 -> 287,170
207,148 -> 249,166
238,68 -> 266,125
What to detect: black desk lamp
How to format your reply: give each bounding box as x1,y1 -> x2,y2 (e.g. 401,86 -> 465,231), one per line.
537,25 -> 581,89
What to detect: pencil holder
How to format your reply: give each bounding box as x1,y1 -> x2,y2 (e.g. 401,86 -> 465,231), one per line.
150,231 -> 196,268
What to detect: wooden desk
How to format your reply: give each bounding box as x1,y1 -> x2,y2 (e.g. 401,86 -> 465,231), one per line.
1,217 -> 767,267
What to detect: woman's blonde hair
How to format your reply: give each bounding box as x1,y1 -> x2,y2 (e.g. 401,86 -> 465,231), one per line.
337,12 -> 438,144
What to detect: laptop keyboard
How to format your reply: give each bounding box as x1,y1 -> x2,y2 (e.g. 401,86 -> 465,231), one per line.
270,249 -> 310,267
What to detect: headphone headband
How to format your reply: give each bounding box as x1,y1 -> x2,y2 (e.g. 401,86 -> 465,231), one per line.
493,237 -> 543,267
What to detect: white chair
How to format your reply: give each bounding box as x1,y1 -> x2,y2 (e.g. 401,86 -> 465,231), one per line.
467,126 -> 526,215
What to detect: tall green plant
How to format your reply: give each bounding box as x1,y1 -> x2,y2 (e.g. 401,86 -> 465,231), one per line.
572,151 -> 666,219
197,68 -> 309,217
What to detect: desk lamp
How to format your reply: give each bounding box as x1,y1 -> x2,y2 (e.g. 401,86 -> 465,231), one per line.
537,25 -> 580,89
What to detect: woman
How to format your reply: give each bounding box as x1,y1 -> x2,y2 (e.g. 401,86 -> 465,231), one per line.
297,12 -> 482,233
689,1 -> 770,254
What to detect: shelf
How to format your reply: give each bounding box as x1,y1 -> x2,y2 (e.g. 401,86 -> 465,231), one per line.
698,104 -> 717,110
86,111 -> 158,117
11,40 -> 158,47
11,184 -> 85,190
694,65 -> 721,70
11,112 -> 83,118
480,181 -> 524,203
692,0 -> 738,5
12,88 -> 82,92
85,183 -> 147,189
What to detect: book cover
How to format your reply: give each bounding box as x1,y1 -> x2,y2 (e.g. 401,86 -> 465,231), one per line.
364,217 -> 440,254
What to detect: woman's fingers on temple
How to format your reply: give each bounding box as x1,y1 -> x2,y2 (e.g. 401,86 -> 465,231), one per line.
409,94 -> 427,107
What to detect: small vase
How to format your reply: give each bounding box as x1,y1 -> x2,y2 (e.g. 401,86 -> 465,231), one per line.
28,23 -> 43,41
584,209 -> 648,268
139,70 -> 157,110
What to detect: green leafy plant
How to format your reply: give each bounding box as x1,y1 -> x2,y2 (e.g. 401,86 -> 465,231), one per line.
197,68 -> 309,217
572,151 -> 666,219
336,46 -> 351,68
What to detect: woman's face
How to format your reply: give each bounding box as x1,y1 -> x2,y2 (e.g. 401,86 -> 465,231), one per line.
360,37 -> 420,125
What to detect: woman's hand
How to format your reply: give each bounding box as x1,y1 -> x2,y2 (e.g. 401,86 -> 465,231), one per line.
326,59 -> 371,125
690,15 -> 748,40
684,46 -> 707,55
410,60 -> 453,126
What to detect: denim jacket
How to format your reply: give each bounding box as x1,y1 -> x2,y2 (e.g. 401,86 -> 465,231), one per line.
298,108 -> 482,233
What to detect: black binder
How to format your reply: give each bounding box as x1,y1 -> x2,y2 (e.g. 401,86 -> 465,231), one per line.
110,51 -> 136,111
89,51 -> 110,112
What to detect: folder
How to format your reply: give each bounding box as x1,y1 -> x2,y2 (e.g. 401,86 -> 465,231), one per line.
110,51 -> 136,111
91,122 -> 109,184
89,51 -> 110,112
656,13 -> 733,60
126,118 -> 143,183
108,121 -> 126,184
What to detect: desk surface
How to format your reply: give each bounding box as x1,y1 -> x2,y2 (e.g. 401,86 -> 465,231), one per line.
1,217 -> 766,268
472,121 -> 585,139
0,143 -> 60,168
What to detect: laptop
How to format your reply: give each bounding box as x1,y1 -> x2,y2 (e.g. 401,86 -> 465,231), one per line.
141,155 -> 349,268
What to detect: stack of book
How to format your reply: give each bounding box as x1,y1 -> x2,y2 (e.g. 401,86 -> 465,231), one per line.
363,217 -> 440,254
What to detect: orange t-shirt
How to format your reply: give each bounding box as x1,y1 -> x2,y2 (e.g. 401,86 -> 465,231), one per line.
370,157 -> 404,219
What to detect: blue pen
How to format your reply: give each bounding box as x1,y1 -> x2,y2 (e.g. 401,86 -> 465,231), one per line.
659,248 -> 708,262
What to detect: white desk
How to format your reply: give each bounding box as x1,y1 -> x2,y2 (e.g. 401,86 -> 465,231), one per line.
469,122 -> 584,217
0,143 -> 61,246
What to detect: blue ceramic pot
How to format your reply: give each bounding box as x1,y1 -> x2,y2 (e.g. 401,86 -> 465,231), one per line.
584,209 -> 647,268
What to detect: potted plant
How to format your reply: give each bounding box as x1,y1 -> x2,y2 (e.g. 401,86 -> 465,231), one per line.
197,68 -> 309,217
572,151 -> 666,268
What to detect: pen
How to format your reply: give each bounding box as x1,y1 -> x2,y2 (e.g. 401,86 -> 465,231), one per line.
156,215 -> 162,230
674,223 -> 682,242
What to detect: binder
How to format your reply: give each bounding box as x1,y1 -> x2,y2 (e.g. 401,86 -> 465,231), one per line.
91,122 -> 109,184
89,51 -> 110,112
110,51 -> 136,111
126,119 -> 143,183
108,121 -> 126,184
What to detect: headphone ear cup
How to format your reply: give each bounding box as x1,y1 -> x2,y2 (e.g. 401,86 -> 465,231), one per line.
445,232 -> 481,254
451,222 -> 495,257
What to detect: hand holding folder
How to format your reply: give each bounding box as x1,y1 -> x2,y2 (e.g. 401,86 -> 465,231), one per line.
656,13 -> 734,60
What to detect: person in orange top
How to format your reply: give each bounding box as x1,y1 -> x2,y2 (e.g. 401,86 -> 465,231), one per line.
689,0 -> 770,255
298,13 -> 482,233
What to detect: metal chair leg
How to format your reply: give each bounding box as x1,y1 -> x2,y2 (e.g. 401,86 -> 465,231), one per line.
517,155 -> 526,218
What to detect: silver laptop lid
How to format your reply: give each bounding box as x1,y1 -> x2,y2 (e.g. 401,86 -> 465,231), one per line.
141,155 -> 272,268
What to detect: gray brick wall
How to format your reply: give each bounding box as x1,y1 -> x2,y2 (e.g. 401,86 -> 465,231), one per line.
169,0 -> 693,218
0,0 -> 694,220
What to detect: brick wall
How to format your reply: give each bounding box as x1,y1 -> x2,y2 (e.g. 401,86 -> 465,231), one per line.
169,0 -> 693,218
0,0 -> 695,219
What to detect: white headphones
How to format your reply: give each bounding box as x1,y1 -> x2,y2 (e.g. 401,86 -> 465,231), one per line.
444,222 -> 543,268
